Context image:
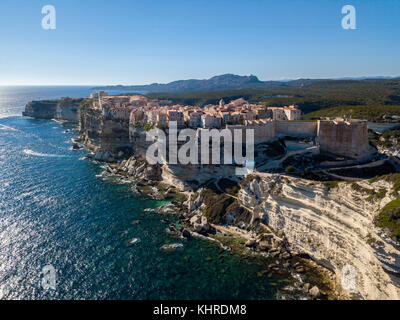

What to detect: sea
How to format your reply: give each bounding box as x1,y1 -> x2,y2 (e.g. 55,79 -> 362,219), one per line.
0,86 -> 289,299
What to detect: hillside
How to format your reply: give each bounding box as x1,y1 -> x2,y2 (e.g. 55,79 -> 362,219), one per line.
306,105 -> 400,122
92,74 -> 318,93
143,78 -> 400,116
93,76 -> 400,118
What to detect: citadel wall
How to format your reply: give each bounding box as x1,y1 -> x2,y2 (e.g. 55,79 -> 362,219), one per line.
317,120 -> 371,159
227,120 -> 276,144
227,119 -> 371,159
275,121 -> 318,138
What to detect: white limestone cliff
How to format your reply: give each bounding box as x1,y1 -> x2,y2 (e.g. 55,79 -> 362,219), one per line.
238,173 -> 400,299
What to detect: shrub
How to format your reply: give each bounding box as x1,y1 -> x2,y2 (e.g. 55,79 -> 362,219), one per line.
323,181 -> 340,189
201,189 -> 234,224
375,197 -> 400,240
144,123 -> 152,131
285,166 -> 295,173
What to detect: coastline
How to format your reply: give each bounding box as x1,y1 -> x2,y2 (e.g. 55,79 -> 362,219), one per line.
18,102 -> 359,299
91,153 -> 345,300
19,95 -> 400,300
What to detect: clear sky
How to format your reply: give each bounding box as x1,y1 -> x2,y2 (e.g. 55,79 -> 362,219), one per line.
0,0 -> 399,85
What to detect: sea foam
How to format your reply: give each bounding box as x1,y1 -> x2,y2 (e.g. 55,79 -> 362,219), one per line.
23,149 -> 68,158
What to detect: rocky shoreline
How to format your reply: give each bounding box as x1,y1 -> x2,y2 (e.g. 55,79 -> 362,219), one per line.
23,98 -> 400,299
90,149 -> 400,299
81,151 -> 345,300
153,195 -> 345,300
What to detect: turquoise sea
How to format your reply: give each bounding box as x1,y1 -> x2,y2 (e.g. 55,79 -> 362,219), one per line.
0,86 -> 288,299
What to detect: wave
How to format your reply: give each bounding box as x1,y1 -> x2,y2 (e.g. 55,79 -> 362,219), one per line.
23,149 -> 68,158
0,124 -> 19,131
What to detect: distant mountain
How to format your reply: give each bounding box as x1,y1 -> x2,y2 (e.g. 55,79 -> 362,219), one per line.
92,74 -> 316,93
331,76 -> 400,81
91,74 -> 400,93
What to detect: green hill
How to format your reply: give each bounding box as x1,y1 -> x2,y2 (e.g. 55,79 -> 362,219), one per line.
306,105 -> 400,122
144,78 -> 400,116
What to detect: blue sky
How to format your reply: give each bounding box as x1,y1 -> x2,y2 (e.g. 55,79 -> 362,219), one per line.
0,0 -> 399,85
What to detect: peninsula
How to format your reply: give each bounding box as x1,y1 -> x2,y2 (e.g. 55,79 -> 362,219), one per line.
23,90 -> 400,300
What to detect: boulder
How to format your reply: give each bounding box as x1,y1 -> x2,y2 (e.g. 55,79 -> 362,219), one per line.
190,214 -> 201,225
270,251 -> 280,258
160,243 -> 184,252
186,200 -> 195,211
94,150 -> 115,162
157,203 -> 176,214
94,151 -> 103,161
309,286 -> 320,298
245,239 -> 257,248
258,241 -> 270,251
281,252 -> 292,260
72,142 -> 81,150
127,238 -> 140,246
192,216 -> 211,234
182,229 -> 191,238
295,266 -> 305,273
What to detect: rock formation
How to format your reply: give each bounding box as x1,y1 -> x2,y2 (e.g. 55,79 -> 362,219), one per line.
237,173 -> 400,299
23,98 -> 84,123
78,102 -> 132,162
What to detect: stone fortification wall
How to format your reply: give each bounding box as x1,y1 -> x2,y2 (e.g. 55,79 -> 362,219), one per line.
227,120 -> 276,144
317,120 -> 370,159
275,121 -> 318,138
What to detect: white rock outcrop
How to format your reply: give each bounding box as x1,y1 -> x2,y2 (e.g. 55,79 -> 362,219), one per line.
238,173 -> 400,300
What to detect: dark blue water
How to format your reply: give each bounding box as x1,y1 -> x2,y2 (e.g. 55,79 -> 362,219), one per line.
0,86 -> 143,119
0,87 -> 287,299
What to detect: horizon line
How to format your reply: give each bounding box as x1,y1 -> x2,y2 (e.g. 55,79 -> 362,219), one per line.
1,74 -> 399,87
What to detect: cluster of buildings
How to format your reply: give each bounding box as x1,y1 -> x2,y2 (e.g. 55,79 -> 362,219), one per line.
90,92 -> 302,129
86,92 -> 373,160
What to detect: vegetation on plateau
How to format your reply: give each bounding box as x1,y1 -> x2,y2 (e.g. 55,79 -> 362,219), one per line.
307,105 -> 400,122
366,174 -> 400,240
369,126 -> 400,148
201,185 -> 251,225
145,79 -> 400,120
375,198 -> 400,240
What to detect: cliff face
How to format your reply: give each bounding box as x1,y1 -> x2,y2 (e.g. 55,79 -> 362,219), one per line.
237,173 -> 400,299
125,124 -> 240,191
55,98 -> 82,123
23,101 -> 58,120
78,102 -> 132,161
23,98 -> 83,123
78,106 -> 103,150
